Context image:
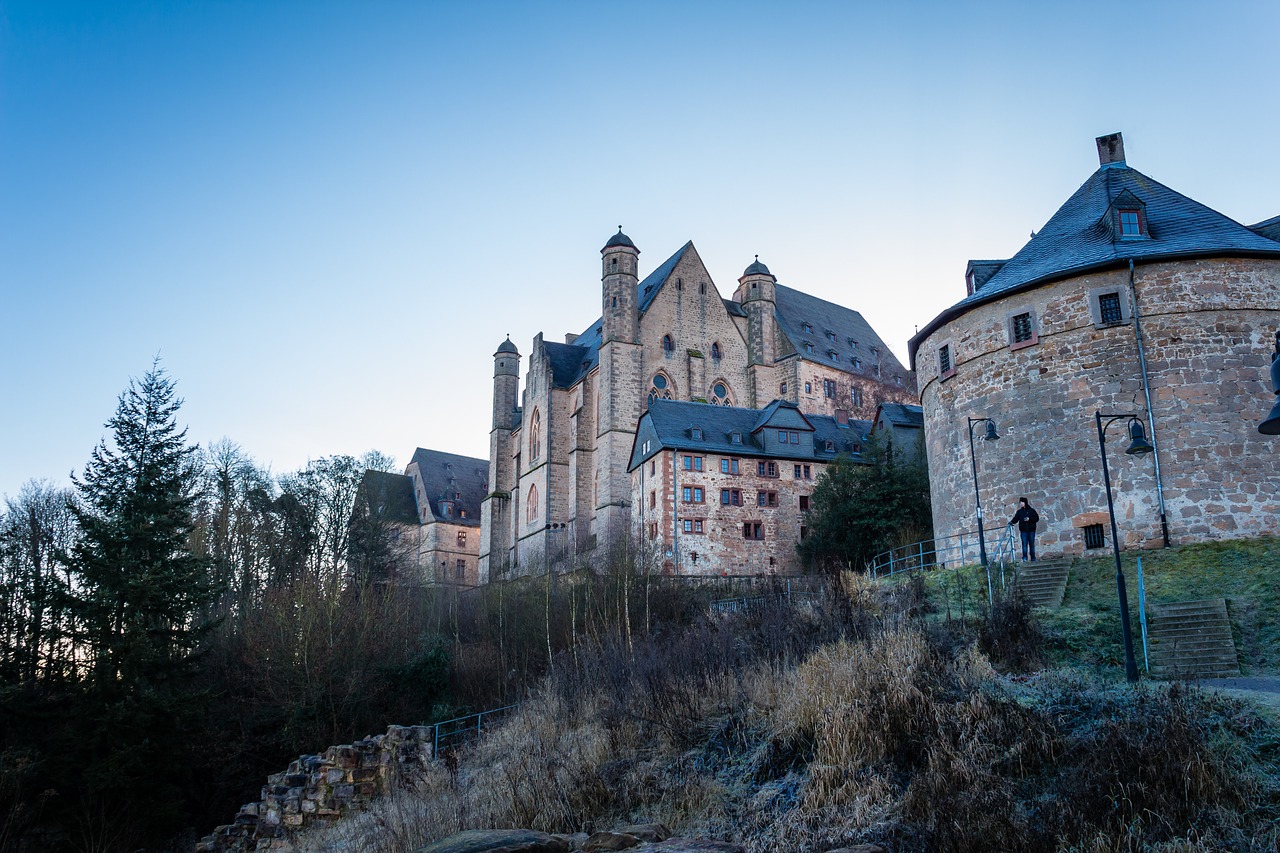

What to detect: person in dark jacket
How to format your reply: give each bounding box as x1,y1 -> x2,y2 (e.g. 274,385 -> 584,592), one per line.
1010,497 -> 1040,562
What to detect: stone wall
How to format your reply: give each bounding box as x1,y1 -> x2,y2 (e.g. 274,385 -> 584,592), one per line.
633,448 -> 822,576
916,257 -> 1280,558
196,724 -> 434,852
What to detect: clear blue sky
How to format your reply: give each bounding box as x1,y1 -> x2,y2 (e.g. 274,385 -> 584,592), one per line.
3,0 -> 1278,499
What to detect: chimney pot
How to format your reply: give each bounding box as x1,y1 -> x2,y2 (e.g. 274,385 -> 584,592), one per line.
1096,132 -> 1126,166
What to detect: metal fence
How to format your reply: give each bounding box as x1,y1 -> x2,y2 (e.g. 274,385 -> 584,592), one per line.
708,578 -> 823,614
867,524 -> 1018,604
431,703 -> 521,755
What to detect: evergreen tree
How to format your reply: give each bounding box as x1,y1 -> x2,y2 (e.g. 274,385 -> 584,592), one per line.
799,431 -> 933,572
62,360 -> 216,845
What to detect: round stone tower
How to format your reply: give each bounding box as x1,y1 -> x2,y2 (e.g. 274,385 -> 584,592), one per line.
909,134 -> 1280,558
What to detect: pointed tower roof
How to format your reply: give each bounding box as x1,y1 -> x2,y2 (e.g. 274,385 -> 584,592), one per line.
909,140 -> 1280,366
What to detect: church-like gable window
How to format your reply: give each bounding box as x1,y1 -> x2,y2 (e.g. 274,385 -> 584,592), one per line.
530,409 -> 541,460
527,484 -> 538,525
710,341 -> 722,360
662,335 -> 674,354
710,381 -> 733,406
648,372 -> 674,404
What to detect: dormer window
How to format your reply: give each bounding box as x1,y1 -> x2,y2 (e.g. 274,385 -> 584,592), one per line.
825,331 -> 836,342
824,440 -> 835,452
804,342 -> 815,354
801,322 -> 813,333
848,338 -> 858,349
691,427 -> 704,440
1118,209 -> 1144,237
1105,190 -> 1148,240
853,357 -> 862,370
730,431 -> 742,445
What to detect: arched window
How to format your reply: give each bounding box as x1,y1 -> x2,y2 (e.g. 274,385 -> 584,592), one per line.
710,381 -> 733,406
648,372 -> 674,404
530,409 -> 541,460
527,484 -> 538,525
662,335 -> 674,354
710,341 -> 722,360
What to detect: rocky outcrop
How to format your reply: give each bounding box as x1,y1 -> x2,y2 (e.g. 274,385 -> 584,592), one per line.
196,724 -> 435,852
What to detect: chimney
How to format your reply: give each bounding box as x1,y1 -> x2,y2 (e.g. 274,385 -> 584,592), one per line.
1096,132 -> 1125,166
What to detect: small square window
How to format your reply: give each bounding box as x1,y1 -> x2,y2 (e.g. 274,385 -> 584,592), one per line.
743,522 -> 763,540
1012,313 -> 1033,343
938,342 -> 955,379
1099,293 -> 1123,325
691,427 -> 704,440
1084,523 -> 1106,550
799,495 -> 810,511
1118,209 -> 1143,237
804,382 -> 812,394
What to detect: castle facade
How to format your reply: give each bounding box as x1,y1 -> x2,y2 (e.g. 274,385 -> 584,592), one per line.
479,232 -> 917,579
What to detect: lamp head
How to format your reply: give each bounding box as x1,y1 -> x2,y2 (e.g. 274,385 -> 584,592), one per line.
1125,418 -> 1154,455
983,420 -> 1000,441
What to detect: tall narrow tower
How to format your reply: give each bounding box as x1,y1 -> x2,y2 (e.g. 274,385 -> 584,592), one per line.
595,228 -> 643,552
479,336 -> 520,581
736,256 -> 779,407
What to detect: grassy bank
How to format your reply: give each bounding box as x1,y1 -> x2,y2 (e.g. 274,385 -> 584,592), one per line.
911,536 -> 1280,678
297,572 -> 1280,852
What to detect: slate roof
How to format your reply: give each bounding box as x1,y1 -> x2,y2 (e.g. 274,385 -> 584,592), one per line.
750,399 -> 814,434
877,402 -> 924,428
604,228 -> 637,250
630,399 -> 871,470
541,240 -> 907,390
1251,215 -> 1280,243
355,470 -> 419,525
496,336 -> 519,355
774,284 -> 908,379
743,257 -> 773,277
408,448 -> 489,526
909,161 -> 1280,367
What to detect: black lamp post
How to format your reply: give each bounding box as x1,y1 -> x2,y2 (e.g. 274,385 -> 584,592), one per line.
1095,410 -> 1154,683
1259,331 -> 1280,435
967,417 -> 1001,567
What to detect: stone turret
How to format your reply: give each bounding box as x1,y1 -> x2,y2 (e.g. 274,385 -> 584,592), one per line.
735,256 -> 778,366
480,336 -> 521,581
595,228 -> 644,551
601,227 -> 640,345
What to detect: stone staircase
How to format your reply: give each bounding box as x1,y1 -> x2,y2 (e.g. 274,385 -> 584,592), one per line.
1011,558 -> 1070,608
1147,598 -> 1240,679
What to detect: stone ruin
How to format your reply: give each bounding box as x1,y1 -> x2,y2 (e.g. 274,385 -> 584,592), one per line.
196,723 -> 435,851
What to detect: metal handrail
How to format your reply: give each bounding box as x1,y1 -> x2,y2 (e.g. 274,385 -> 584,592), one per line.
432,703 -> 521,754
868,524 -> 1018,603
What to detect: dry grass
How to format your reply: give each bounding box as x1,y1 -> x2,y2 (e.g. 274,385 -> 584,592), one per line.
297,583 -> 1280,853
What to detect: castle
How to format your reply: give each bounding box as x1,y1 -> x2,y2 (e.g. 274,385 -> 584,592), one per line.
909,133 -> 1280,558
476,232 -> 917,579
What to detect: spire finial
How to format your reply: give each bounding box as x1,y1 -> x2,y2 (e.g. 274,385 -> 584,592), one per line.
755,254 -> 759,261
618,225 -> 623,232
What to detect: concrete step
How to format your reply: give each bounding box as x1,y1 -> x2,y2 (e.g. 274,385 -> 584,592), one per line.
1012,561 -> 1069,609
1145,597 -> 1239,679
